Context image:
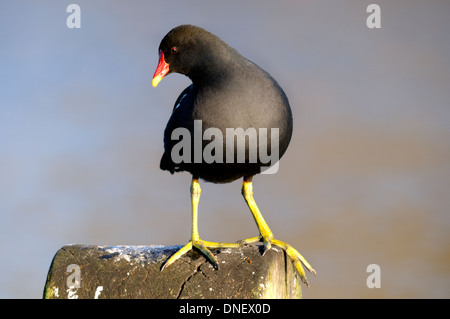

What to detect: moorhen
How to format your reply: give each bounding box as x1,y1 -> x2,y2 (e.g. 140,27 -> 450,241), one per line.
152,25 -> 315,286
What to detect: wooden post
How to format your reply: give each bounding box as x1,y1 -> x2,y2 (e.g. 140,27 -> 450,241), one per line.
43,244 -> 301,299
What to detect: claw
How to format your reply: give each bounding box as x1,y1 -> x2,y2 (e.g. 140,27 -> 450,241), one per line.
236,235 -> 316,286
161,241 -> 193,271
272,239 -> 316,286
193,240 -> 219,269
261,238 -> 272,256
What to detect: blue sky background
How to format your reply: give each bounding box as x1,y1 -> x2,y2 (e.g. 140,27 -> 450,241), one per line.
1,1 -> 449,298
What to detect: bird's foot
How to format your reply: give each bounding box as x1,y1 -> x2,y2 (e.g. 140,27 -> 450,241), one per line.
238,235 -> 316,287
161,239 -> 242,271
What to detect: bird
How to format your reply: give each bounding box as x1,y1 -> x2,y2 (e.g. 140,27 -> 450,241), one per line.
152,25 -> 315,286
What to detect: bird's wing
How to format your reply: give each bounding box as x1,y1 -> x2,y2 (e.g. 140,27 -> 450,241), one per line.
171,84 -> 193,112
160,84 -> 195,174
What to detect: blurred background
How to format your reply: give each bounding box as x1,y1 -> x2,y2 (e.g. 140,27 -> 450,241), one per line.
1,0 -> 449,298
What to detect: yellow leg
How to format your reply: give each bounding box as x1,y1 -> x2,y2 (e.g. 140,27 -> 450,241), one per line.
162,178 -> 241,270
240,177 -> 316,286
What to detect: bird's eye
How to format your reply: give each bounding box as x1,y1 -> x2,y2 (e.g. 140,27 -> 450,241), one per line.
171,47 -> 178,54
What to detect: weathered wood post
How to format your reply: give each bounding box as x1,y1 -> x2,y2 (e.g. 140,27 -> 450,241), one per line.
43,244 -> 301,299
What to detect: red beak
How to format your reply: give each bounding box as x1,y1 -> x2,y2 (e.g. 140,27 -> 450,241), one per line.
152,50 -> 170,87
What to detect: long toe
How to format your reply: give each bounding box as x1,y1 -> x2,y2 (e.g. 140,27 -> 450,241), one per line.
192,240 -> 219,269
161,239 -> 242,271
234,235 -> 316,287
271,239 -> 316,286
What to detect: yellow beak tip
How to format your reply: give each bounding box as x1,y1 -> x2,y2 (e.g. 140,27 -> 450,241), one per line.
152,76 -> 162,87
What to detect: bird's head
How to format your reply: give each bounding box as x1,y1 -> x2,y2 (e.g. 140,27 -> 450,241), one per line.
152,25 -> 232,87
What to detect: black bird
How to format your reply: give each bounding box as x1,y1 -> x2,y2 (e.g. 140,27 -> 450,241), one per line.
153,25 -> 315,285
